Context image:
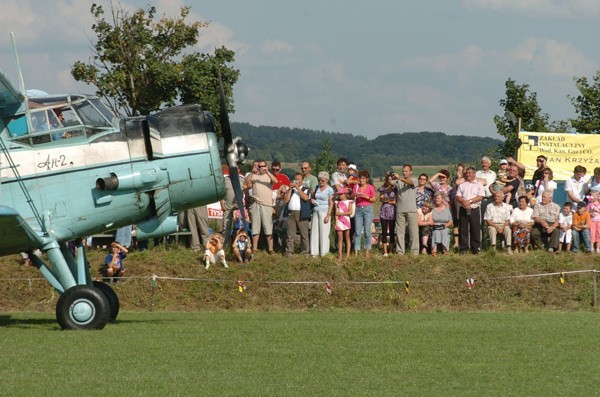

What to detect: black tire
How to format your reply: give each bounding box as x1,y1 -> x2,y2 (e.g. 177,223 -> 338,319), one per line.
93,281 -> 120,322
56,285 -> 110,330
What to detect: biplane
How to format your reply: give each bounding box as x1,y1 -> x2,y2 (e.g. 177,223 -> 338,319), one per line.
0,34 -> 248,329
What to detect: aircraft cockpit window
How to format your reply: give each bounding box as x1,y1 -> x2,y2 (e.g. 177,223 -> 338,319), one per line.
89,98 -> 117,127
30,109 -> 62,132
74,100 -> 114,128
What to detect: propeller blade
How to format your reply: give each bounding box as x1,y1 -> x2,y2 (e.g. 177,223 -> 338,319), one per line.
217,69 -> 250,234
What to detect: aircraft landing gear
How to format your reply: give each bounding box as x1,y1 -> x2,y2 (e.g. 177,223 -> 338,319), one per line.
93,281 -> 120,322
56,285 -> 110,330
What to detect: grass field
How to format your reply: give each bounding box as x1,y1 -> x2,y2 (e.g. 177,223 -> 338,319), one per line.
1,311 -> 599,396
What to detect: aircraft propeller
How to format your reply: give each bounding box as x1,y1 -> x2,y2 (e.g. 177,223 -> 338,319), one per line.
217,70 -> 250,234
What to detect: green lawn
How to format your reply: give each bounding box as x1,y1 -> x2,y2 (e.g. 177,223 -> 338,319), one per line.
1,311 -> 598,396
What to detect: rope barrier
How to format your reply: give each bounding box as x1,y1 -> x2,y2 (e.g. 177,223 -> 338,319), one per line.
2,268 -> 598,307
1,269 -> 598,285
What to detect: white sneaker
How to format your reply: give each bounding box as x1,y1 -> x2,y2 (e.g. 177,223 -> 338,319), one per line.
383,253 -> 388,257
506,247 -> 513,255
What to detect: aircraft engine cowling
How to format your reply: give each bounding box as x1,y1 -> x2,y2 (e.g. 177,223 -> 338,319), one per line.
134,215 -> 179,241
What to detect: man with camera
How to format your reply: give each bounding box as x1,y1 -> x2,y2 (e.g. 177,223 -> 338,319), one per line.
391,164 -> 419,255
283,173 -> 312,255
245,159 -> 278,254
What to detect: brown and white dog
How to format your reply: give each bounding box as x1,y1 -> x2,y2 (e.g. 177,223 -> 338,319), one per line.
204,233 -> 227,269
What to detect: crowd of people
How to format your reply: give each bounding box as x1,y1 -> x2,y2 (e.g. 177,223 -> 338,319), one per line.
96,156 -> 600,274
220,156 -> 600,259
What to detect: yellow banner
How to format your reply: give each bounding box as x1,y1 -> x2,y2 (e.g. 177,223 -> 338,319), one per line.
518,132 -> 600,181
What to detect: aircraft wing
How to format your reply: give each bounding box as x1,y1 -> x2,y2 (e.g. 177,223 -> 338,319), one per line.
0,68 -> 25,117
0,205 -> 43,255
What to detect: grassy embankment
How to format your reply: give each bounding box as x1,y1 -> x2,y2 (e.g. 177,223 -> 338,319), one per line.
2,245 -> 599,313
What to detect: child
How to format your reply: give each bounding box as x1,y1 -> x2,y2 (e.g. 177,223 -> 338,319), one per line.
572,202 -> 592,253
204,233 -> 228,269
587,191 -> 600,253
524,184 -> 537,207
491,159 -> 515,192
334,187 -> 354,260
346,164 -> 359,188
103,242 -> 128,278
557,202 -> 573,253
417,202 -> 432,254
233,229 -> 253,263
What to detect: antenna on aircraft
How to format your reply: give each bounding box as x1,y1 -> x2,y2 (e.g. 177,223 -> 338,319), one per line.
10,32 -> 26,97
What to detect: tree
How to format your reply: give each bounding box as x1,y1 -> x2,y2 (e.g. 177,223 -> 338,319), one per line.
71,2 -> 239,131
569,70 -> 600,134
313,140 -> 337,176
493,79 -> 550,157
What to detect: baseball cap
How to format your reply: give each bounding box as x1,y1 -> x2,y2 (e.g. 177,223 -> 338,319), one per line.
499,159 -> 508,165
348,164 -> 357,171
577,202 -> 587,209
337,187 -> 349,194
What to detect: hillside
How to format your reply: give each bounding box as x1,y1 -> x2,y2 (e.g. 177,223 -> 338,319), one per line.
232,122 -> 503,175
2,247 -> 599,313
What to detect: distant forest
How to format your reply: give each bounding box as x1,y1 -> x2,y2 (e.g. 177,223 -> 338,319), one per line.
231,122 -> 503,177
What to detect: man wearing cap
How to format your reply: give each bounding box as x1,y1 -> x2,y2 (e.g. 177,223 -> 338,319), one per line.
531,190 -> 561,253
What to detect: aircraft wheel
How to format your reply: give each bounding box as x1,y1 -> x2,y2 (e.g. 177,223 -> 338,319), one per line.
56,285 -> 110,330
93,281 -> 120,322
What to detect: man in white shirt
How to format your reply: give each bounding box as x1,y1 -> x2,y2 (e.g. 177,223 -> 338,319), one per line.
476,156 -> 497,241
456,167 -> 486,254
331,158 -> 349,191
564,165 -> 589,205
484,191 -> 513,254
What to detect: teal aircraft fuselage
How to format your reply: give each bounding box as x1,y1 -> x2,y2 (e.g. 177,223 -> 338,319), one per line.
0,62 -> 228,329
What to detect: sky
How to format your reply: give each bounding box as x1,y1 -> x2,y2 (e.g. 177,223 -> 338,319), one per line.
0,0 -> 598,140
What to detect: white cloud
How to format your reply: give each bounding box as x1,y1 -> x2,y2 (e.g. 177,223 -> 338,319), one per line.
258,39 -> 293,54
462,0 -> 600,19
400,38 -> 594,79
198,20 -> 250,54
508,37 -> 595,76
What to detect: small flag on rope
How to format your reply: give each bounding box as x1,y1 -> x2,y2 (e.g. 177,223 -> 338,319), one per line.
237,280 -> 246,293
325,281 -> 332,295
151,274 -> 157,289
559,272 -> 565,285
466,277 -> 476,290
404,281 -> 410,294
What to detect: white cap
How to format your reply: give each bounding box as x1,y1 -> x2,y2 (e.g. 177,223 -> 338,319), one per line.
348,164 -> 357,171
499,159 -> 508,165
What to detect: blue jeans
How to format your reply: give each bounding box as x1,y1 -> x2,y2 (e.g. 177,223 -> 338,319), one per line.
572,229 -> 592,252
354,205 -> 374,251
